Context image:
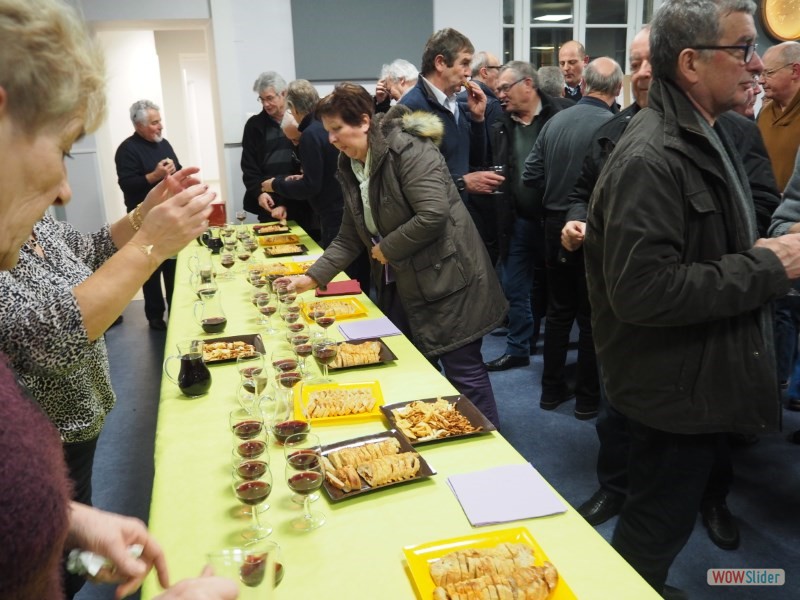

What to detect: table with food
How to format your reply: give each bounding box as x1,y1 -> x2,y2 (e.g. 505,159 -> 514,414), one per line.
142,223 -> 659,599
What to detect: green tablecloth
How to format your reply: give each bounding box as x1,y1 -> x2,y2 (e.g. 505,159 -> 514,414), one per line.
142,225 -> 658,599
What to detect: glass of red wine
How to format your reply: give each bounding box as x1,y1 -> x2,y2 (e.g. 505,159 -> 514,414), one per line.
284,433 -> 326,530
230,408 -> 265,441
219,249 -> 236,280
232,465 -> 273,540
306,302 -> 329,338
207,540 -> 283,595
255,294 -> 277,334
311,338 -> 338,383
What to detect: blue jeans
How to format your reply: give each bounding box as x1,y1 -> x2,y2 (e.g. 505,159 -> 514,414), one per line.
500,217 -> 545,357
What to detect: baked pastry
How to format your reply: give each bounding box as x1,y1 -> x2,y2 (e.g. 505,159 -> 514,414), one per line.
330,341 -> 381,368
305,387 -> 378,418
321,437 -> 420,492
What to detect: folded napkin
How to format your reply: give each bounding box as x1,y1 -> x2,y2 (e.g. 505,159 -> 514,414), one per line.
315,279 -> 362,297
447,463 -> 567,527
338,317 -> 402,340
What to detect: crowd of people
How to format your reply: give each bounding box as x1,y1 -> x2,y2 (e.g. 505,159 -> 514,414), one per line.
2,0 -> 800,598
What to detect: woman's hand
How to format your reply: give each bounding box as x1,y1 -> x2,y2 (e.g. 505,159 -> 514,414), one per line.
67,502 -> 170,600
136,183 -> 215,262
153,566 -> 238,600
371,243 -> 388,264
274,274 -> 316,294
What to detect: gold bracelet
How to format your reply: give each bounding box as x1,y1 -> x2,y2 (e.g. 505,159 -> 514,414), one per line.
127,205 -> 144,231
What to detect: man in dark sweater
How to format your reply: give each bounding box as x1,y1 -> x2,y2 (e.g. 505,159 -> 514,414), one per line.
114,99 -> 181,330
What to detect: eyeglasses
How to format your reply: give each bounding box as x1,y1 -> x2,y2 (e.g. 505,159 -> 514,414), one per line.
496,78 -> 527,94
691,43 -> 757,64
484,65 -> 502,70
257,96 -> 277,104
760,63 -> 794,79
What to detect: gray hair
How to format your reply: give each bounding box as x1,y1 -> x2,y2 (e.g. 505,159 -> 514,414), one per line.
650,0 -> 756,80
129,99 -> 159,125
499,61 -> 539,89
536,66 -> 565,97
772,41 -> 800,64
583,58 -> 624,95
252,71 -> 287,95
286,79 -> 319,118
384,58 -> 418,82
470,51 -> 493,76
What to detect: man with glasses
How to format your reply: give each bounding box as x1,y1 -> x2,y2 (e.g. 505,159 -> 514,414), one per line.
483,62 -> 565,372
757,41 -> 800,191
240,71 -> 309,230
585,1 -> 799,596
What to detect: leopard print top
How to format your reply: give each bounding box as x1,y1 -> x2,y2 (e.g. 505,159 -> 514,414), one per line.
0,214 -> 117,443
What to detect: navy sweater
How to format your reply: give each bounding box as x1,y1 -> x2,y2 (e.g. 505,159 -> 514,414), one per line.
114,133 -> 181,211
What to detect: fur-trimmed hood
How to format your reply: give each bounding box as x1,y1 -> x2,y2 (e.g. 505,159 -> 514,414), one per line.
376,104 -> 444,146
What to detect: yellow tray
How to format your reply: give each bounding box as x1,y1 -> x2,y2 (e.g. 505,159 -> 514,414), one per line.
294,381 -> 384,425
403,526 -> 576,600
302,297 -> 368,322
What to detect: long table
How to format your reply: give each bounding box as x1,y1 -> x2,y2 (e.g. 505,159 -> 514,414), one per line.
142,225 -> 658,599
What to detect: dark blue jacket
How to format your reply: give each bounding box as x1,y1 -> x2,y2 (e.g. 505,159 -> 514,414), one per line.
114,134 -> 181,210
399,78 -> 487,200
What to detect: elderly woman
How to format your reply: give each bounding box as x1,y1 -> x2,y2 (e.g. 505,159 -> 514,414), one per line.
284,83 -> 507,426
0,0 -> 235,598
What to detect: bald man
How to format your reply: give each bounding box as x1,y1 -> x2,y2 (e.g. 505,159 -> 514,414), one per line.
558,40 -> 589,101
522,57 -> 623,419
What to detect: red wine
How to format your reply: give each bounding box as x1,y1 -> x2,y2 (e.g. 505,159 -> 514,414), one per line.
252,293 -> 269,306
308,309 -> 326,321
240,366 -> 263,378
287,472 -> 323,495
237,252 -> 251,261
272,358 -> 298,372
272,420 -> 309,444
286,322 -> 304,334
278,372 -> 302,389
221,258 -> 235,269
177,355 -> 212,396
313,347 -> 337,365
291,334 -> 310,346
286,305 -> 301,314
236,460 -> 268,480
260,306 -> 277,316
202,317 -> 227,333
294,343 -> 312,358
316,316 -> 335,328
281,312 -> 300,324
236,480 -> 271,505
233,420 -> 263,440
240,553 -> 266,587
287,449 -> 320,470
236,440 -> 267,458
278,293 -> 297,304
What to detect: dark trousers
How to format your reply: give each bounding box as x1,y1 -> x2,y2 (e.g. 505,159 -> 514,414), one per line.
62,437 -> 99,599
465,195 -> 499,266
143,258 -> 176,321
541,215 -> 599,403
611,421 -> 728,592
382,283 -> 499,427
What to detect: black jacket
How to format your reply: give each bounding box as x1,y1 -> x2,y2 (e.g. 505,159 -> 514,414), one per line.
115,134 -> 181,211
585,79 -> 787,435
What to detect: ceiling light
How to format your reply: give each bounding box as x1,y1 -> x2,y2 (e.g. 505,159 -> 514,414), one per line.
534,14 -> 572,22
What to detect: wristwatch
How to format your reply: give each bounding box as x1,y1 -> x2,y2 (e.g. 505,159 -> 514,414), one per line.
455,176 -> 466,193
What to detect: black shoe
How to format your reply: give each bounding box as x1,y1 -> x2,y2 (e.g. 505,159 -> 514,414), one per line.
701,502 -> 740,550
574,400 -> 599,420
786,398 -> 800,411
662,584 -> 688,600
109,315 -> 124,328
577,489 -> 625,526
148,318 -> 167,331
539,391 -> 574,411
790,429 -> 800,444
485,354 -> 529,371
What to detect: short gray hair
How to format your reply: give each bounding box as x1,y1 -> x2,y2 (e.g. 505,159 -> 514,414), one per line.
470,51 -> 493,76
253,71 -> 287,95
499,61 -> 539,89
286,79 -> 319,118
536,66 -> 565,97
583,58 -> 624,95
384,58 -> 418,82
651,0 -> 756,80
773,41 -> 800,64
129,99 -> 159,125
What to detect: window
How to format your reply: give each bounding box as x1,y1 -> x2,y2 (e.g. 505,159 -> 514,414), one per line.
503,0 -> 657,75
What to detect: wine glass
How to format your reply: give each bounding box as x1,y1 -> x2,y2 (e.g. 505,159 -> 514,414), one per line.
284,433 -> 326,530
207,540 -> 282,595
248,269 -> 267,290
230,408 -> 265,441
306,302 -> 328,338
312,338 -> 338,382
488,164 -> 506,195
219,249 -> 236,280
236,209 -> 247,228
232,466 -> 273,540
255,294 -> 277,334
291,332 -> 314,381
271,348 -> 299,399
314,306 -> 337,333
237,244 -> 252,268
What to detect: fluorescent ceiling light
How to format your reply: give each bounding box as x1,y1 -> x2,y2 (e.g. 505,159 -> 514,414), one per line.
534,14 -> 572,22
531,46 -> 555,50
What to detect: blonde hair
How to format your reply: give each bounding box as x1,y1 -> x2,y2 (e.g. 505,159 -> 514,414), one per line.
0,0 -> 106,135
